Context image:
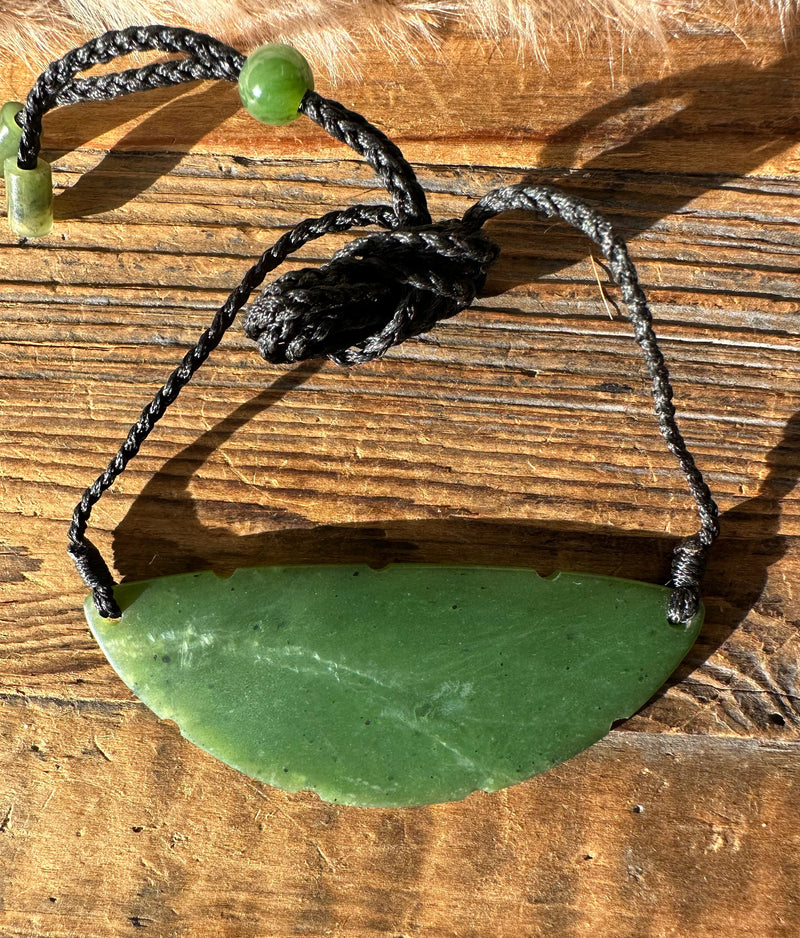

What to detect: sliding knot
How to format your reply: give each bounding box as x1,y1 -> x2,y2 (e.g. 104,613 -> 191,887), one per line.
243,220 -> 499,366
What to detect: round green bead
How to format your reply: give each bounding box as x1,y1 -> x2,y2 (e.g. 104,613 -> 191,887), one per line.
238,44 -> 314,126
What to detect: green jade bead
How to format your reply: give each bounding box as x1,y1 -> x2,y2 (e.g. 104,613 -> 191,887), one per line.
4,156 -> 53,238
0,101 -> 23,165
238,43 -> 314,125
85,565 -> 703,807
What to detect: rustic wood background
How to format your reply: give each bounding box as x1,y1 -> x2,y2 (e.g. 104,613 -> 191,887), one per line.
2,13 -> 800,938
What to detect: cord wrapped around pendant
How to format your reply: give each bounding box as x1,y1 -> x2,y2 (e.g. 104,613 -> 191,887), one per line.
3,25 -> 720,806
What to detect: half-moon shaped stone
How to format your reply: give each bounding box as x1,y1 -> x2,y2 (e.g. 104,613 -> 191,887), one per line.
84,565 -> 702,807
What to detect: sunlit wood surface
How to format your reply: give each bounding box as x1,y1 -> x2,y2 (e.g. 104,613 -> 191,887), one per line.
1,15 -> 799,938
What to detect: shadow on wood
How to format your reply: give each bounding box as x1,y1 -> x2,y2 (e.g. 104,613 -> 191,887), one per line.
48,82 -> 241,220
485,52 -> 800,292
36,50 -> 800,255
52,51 -> 800,735
107,360 -> 800,711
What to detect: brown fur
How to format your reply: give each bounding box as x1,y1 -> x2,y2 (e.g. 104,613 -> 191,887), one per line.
1,1 -> 798,78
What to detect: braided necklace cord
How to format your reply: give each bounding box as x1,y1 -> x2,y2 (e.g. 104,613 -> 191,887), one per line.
12,25 -> 718,624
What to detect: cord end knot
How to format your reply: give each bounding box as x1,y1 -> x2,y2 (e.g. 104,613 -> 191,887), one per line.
667,586 -> 701,627
68,537 -> 121,619
243,221 -> 499,366
667,533 -> 711,626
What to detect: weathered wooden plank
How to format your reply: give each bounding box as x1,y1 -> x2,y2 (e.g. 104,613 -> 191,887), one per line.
1,147 -> 799,736
0,694 -> 797,938
1,18 -> 799,937
5,29 -> 800,175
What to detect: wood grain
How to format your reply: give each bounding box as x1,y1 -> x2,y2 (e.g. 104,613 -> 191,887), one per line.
1,18 -> 799,938
1,694 -> 798,938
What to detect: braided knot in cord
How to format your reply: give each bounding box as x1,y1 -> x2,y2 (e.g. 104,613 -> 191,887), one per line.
667,533 -> 711,625
243,221 -> 500,367
67,538 -> 120,619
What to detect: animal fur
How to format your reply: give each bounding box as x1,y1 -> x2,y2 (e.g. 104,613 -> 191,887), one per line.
2,1 -> 798,78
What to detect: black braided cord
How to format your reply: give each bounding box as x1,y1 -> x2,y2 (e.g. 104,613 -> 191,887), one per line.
13,25 -> 718,623
16,26 -> 244,169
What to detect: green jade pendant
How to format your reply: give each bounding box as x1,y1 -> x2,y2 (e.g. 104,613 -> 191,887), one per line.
85,565 -> 702,806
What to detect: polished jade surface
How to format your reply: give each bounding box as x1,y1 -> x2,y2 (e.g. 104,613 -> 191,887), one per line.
85,565 -> 702,807
4,156 -> 53,238
0,101 -> 23,165
238,43 -> 314,125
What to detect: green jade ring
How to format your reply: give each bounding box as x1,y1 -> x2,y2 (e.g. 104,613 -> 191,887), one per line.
3,36 -> 716,807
